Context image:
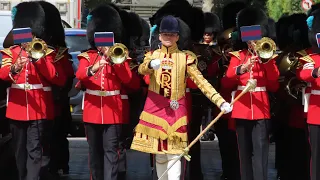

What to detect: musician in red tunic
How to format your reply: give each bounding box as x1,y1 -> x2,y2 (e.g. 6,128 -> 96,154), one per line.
275,13 -> 311,179
0,2 -> 66,180
76,5 -> 133,180
296,10 -> 320,180
223,7 -> 280,180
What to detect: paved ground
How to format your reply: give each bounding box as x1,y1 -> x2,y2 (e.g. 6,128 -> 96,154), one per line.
64,138 -> 277,180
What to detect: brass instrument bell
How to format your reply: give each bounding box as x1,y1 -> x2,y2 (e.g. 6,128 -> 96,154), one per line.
277,53 -> 299,75
107,43 -> 128,64
254,37 -> 276,62
27,38 -> 48,59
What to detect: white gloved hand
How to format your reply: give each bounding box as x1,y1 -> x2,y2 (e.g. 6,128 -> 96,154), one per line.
150,59 -> 161,70
220,102 -> 232,114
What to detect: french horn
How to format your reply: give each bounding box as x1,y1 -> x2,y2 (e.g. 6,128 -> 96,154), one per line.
277,52 -> 299,75
27,38 -> 48,59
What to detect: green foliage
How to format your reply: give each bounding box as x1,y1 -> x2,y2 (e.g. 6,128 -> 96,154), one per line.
267,0 -> 320,21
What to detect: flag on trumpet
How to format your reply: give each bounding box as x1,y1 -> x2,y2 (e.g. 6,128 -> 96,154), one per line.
12,27 -> 33,44
316,33 -> 320,48
94,32 -> 114,47
240,25 -> 262,42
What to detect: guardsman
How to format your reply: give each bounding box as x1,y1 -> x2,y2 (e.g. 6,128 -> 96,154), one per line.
0,2 -> 66,180
130,15 -> 232,180
76,4 -> 133,180
216,3 -> 246,179
275,13 -> 311,180
296,9 -> 320,180
223,7 -> 280,180
35,1 -> 75,176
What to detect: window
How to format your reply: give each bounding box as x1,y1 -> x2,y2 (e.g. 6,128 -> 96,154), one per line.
65,35 -> 90,52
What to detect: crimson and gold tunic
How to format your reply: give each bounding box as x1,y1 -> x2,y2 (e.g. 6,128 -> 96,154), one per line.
131,44 -> 225,154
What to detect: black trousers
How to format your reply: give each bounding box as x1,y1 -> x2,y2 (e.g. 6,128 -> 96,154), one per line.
309,124 -> 320,180
215,118 -> 240,180
282,126 -> 310,180
186,104 -> 204,180
236,119 -> 269,180
10,119 -> 53,180
49,113 -> 71,173
85,123 -> 121,180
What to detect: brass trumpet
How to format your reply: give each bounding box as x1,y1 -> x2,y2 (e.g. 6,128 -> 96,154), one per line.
107,43 -> 128,64
27,38 -> 48,59
254,37 -> 276,62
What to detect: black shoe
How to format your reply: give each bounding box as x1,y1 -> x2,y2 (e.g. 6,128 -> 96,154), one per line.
208,130 -> 215,141
201,134 -> 209,141
220,173 -> 227,180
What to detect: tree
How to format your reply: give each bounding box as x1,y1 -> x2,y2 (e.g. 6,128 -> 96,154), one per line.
267,0 -> 320,21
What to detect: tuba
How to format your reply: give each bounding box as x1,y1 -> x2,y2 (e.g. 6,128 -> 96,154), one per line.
254,37 -> 277,63
27,38 -> 48,59
108,43 -> 128,64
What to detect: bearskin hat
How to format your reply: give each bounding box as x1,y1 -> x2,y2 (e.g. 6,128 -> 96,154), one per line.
204,12 -> 221,33
139,18 -> 150,47
307,9 -> 320,48
37,1 -> 66,47
276,13 -> 310,51
236,7 -> 269,38
12,2 -> 46,39
221,1 -> 246,30
86,4 -> 123,48
149,0 -> 204,42
268,18 -> 277,41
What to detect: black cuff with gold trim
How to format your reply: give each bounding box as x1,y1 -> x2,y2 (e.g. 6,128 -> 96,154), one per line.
87,66 -> 93,76
312,67 -> 319,78
236,65 -> 243,75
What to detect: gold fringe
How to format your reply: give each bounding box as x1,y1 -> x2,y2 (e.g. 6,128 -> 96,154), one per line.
138,111 -> 188,141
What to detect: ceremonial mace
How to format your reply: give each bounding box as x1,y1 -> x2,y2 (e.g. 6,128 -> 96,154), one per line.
158,79 -> 257,180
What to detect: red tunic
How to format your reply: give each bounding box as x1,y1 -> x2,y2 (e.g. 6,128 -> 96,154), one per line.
76,50 -> 132,124
120,61 -> 142,124
0,45 -> 59,121
224,50 -> 280,120
296,50 -> 320,125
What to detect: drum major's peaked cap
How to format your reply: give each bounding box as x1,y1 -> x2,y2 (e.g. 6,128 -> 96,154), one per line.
149,0 -> 204,42
160,15 -> 179,33
86,4 -> 123,48
37,1 -> 66,47
204,12 -> 221,33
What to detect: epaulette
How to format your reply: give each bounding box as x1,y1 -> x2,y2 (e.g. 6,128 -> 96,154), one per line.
0,48 -> 12,58
299,55 -> 314,64
78,52 -> 90,61
45,47 -> 54,56
54,47 -> 69,63
228,51 -> 241,60
296,50 -> 308,57
183,50 -> 198,65
271,54 -> 278,59
129,61 -> 139,70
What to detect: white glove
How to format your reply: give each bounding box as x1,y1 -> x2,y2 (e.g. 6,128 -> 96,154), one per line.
220,102 -> 232,114
303,63 -> 315,70
150,59 -> 161,70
